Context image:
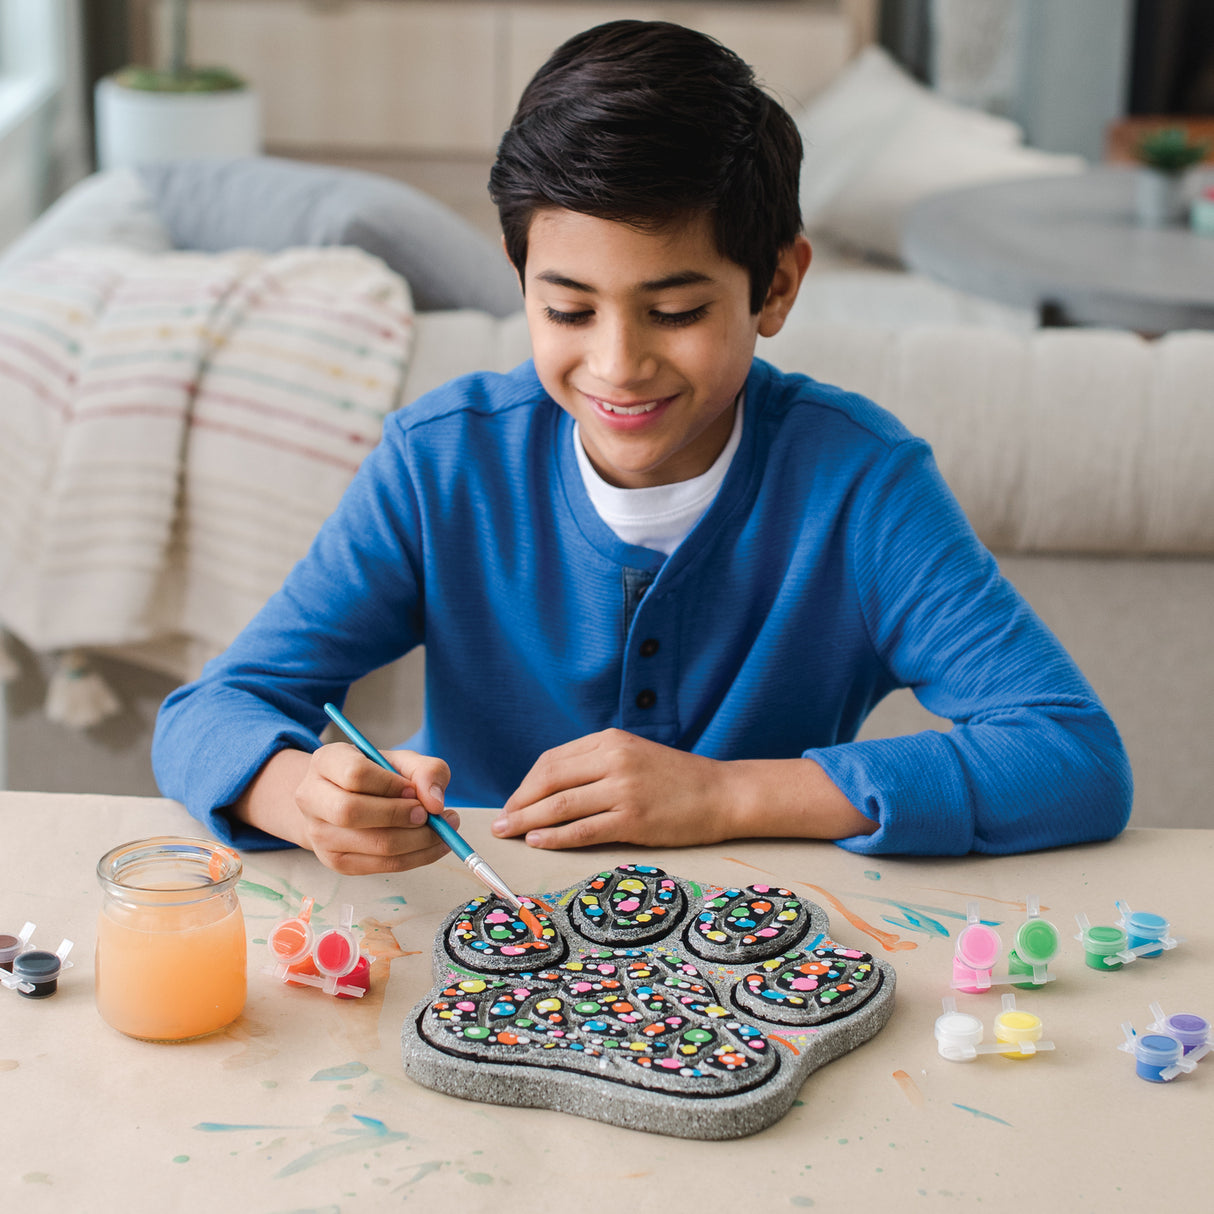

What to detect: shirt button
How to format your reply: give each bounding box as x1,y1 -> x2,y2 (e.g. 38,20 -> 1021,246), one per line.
639,638 -> 660,657
635,689 -> 657,710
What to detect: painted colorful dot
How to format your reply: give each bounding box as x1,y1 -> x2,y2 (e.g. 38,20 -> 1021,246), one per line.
578,864 -> 679,928
432,948 -> 769,1077
453,895 -> 558,956
696,884 -> 806,946
743,945 -> 874,1008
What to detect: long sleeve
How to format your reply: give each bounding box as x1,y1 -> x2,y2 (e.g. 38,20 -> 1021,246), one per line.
152,425 -> 428,849
806,439 -> 1133,855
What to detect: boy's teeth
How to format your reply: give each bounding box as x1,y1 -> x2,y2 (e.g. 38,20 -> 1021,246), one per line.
602,400 -> 658,415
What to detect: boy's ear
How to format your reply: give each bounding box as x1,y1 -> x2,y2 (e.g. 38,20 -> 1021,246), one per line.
757,236 -> 812,338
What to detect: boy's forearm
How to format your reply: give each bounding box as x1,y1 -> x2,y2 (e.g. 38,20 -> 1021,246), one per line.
231,748 -> 312,847
724,757 -> 877,842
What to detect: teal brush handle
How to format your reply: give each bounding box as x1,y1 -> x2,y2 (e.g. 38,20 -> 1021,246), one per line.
322,702 -> 472,862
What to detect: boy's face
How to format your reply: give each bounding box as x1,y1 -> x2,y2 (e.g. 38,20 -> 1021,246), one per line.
521,209 -> 807,489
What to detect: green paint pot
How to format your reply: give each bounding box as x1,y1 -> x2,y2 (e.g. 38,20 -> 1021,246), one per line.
1081,924 -> 1127,971
1009,917 -> 1060,988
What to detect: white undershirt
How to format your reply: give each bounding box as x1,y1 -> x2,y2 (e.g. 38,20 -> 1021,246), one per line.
573,396 -> 744,556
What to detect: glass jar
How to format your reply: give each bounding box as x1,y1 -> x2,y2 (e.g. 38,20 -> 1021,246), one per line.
96,836 -> 247,1041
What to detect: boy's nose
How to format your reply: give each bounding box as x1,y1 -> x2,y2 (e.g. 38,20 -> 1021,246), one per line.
587,319 -> 657,388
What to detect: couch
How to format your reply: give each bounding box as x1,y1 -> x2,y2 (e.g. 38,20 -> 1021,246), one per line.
1,54 -> 1211,833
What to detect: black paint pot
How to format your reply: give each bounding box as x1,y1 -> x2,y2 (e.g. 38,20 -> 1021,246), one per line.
12,949 -> 63,998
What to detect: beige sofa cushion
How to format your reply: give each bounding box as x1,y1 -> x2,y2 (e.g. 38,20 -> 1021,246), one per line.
759,324 -> 1214,554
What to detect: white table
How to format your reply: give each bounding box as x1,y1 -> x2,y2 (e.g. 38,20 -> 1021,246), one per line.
901,168 -> 1214,332
1,792 -> 1211,1213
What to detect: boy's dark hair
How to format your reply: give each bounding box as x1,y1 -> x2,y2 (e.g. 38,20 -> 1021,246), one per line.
489,20 -> 803,313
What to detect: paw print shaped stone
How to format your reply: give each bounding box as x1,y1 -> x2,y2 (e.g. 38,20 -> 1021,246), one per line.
402,865 -> 895,1139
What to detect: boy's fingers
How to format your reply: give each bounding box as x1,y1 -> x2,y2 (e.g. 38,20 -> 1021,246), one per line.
493,786 -> 605,837
503,746 -> 609,816
522,809 -> 626,851
383,749 -> 451,814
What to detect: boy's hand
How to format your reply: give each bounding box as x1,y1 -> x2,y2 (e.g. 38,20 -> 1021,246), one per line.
282,743 -> 458,875
492,730 -> 878,849
492,730 -> 735,849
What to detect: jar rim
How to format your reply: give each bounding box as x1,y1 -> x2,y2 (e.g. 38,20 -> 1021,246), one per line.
97,835 -> 242,901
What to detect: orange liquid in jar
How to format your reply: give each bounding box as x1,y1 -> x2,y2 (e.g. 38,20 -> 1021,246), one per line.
95,890 -> 247,1041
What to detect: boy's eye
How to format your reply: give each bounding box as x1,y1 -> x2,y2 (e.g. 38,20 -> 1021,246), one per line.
651,305 -> 709,327
543,306 -> 593,326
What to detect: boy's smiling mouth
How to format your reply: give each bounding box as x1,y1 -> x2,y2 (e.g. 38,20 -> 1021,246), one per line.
585,393 -> 676,418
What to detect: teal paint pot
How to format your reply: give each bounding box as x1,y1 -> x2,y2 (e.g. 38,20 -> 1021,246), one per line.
1123,910 -> 1169,958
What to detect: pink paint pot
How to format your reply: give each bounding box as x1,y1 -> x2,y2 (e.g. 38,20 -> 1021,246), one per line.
952,904 -> 1002,993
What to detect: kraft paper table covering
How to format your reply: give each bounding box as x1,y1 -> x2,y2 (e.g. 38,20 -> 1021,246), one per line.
0,792 -> 1210,1214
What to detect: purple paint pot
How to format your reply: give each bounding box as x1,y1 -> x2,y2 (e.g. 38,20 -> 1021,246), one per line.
1132,1033 -> 1183,1082
1159,1013 -> 1210,1054
12,949 -> 63,999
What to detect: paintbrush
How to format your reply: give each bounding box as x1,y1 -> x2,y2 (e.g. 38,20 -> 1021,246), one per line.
323,702 -> 527,914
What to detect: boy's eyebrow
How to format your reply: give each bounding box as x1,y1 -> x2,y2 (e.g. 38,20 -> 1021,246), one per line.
534,270 -> 715,293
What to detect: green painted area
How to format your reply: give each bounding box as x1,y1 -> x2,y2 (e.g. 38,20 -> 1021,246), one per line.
173,1155 -> 189,1164
310,1061 -> 369,1082
237,880 -> 285,903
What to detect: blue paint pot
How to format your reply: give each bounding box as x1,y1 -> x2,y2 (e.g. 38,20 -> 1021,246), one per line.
1133,1033 -> 1183,1082
1124,911 -> 1169,958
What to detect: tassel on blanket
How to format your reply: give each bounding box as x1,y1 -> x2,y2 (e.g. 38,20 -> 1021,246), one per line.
0,632 -> 17,684
45,649 -> 122,729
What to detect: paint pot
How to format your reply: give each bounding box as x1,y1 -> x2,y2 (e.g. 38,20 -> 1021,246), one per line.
935,1004 -> 985,1061
1131,1033 -> 1184,1083
1149,1004 -> 1210,1055
311,906 -> 368,997
1078,922 -> 1127,971
264,901 -> 367,998
993,1006 -> 1045,1060
1121,910 -> 1169,958
1008,898 -> 1059,988
12,949 -> 63,998
95,836 -> 246,1041
952,902 -> 1002,993
266,897 -> 319,987
0,922 -> 35,971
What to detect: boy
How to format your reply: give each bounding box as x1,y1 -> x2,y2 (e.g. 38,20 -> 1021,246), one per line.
153,21 -> 1131,873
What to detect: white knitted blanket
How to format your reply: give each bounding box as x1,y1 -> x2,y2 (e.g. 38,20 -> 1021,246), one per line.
0,244 -> 413,684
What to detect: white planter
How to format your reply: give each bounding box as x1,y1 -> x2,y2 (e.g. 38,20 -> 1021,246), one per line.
94,76 -> 261,170
1133,167 -> 1184,228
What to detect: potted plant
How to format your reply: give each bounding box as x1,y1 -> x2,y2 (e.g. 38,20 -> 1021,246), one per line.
94,0 -> 260,170
1131,127 -> 1210,228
